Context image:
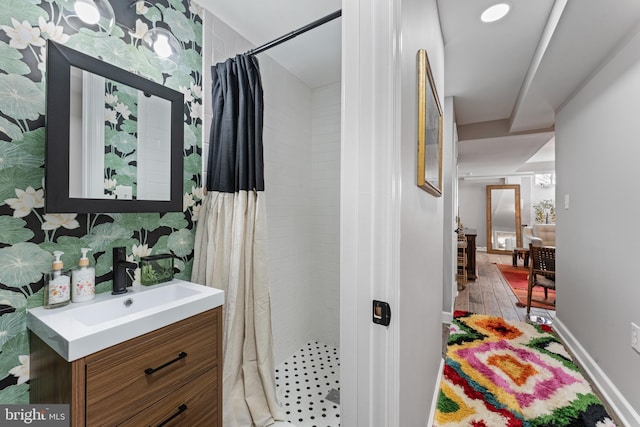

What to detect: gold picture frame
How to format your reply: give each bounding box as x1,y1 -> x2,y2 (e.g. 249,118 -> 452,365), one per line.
417,49 -> 443,197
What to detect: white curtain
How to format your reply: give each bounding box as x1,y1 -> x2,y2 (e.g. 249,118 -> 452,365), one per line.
192,190 -> 284,426
193,54 -> 283,426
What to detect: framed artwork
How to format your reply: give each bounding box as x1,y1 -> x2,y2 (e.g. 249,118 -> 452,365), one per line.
417,49 -> 443,197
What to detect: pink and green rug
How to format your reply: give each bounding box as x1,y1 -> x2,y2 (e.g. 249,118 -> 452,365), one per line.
434,312 -> 616,427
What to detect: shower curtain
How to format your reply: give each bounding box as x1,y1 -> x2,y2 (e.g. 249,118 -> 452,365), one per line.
192,54 -> 284,427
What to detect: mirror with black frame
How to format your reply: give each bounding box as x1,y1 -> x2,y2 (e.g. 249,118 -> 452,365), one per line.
486,184 -> 522,254
45,40 -> 184,213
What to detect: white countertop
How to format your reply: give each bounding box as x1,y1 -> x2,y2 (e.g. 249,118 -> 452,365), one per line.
28,279 -> 224,362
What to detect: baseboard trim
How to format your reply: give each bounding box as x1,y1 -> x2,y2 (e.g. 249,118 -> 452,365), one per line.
553,317 -> 640,426
428,358 -> 445,426
442,311 -> 453,324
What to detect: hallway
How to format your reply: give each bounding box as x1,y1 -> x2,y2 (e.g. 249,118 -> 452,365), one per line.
454,250 -> 555,322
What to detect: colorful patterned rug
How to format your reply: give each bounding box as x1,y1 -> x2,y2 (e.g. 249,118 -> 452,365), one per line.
496,264 -> 556,310
434,312 -> 616,427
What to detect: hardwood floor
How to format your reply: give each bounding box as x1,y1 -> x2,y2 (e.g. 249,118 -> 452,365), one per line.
454,250 -> 555,322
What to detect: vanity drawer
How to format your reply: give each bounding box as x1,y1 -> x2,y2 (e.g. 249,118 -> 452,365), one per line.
84,309 -> 218,426
119,368 -> 218,427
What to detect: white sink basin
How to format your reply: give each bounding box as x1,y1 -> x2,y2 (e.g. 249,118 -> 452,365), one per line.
28,279 -> 224,361
71,284 -> 201,327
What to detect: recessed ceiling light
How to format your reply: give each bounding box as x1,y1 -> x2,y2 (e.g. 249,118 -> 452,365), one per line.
481,3 -> 510,23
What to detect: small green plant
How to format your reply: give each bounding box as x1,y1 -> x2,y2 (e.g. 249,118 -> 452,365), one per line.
533,199 -> 555,224
140,255 -> 174,285
141,263 -> 159,284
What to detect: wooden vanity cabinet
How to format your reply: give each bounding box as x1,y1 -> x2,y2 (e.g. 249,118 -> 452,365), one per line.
30,307 -> 222,427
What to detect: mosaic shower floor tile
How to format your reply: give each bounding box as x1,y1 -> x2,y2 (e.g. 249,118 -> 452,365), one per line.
275,342 -> 340,427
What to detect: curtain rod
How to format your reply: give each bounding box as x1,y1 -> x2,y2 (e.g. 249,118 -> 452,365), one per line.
245,10 -> 341,56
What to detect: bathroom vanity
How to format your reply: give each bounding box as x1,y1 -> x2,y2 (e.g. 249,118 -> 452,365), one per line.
28,280 -> 223,426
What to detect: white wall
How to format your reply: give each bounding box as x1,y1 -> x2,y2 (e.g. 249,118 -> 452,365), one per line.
458,179 -> 502,247
137,94 -> 171,200
555,27 -> 640,423
340,0 -> 446,423
204,12 -> 314,365
311,83 -> 341,348
261,54 -> 315,364
530,179 -> 555,225
398,0 -> 445,424
442,97 -> 457,314
458,175 -> 548,247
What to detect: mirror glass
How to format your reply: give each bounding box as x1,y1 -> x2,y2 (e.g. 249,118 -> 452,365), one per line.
45,41 -> 183,213
486,184 -> 522,254
68,66 -> 172,201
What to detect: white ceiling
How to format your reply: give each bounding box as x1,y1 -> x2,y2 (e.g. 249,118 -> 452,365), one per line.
196,0 -> 341,89
195,0 -> 640,178
442,0 -> 640,177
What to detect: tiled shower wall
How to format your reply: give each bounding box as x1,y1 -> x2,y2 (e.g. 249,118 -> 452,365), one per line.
202,10 -> 340,364
310,84 -> 341,349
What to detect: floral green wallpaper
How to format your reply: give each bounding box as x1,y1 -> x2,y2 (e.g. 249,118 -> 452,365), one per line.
0,0 -> 203,402
104,78 -> 139,198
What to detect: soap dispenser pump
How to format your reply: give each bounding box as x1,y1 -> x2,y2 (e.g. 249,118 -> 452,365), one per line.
72,247 -> 95,303
44,251 -> 70,308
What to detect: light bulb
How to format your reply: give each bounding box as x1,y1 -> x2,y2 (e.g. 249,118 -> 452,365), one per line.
143,28 -> 181,71
75,0 -> 100,25
153,34 -> 172,58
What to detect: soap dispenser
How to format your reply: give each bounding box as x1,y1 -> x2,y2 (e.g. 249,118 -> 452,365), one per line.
44,251 -> 70,308
72,247 -> 95,303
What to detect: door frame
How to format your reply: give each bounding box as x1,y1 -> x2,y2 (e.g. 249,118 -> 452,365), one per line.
340,0 -> 401,425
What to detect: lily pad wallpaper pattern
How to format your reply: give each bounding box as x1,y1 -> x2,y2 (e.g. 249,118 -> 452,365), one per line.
104,78 -> 140,198
0,0 -> 203,402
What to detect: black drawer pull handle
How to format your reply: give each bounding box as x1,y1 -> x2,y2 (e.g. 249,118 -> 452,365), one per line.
157,404 -> 187,427
145,352 -> 187,375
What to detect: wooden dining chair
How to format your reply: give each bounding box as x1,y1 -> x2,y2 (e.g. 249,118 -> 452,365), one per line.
527,244 -> 556,316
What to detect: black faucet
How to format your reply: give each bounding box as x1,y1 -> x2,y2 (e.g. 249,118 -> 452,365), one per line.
112,247 -> 138,295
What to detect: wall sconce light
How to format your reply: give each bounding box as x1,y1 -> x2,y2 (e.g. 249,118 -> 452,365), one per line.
65,0 -> 183,71
142,26 -> 182,72
63,0 -> 115,36
130,1 -> 183,73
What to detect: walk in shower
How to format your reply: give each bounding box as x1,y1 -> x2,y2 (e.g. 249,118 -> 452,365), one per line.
202,7 -> 341,427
